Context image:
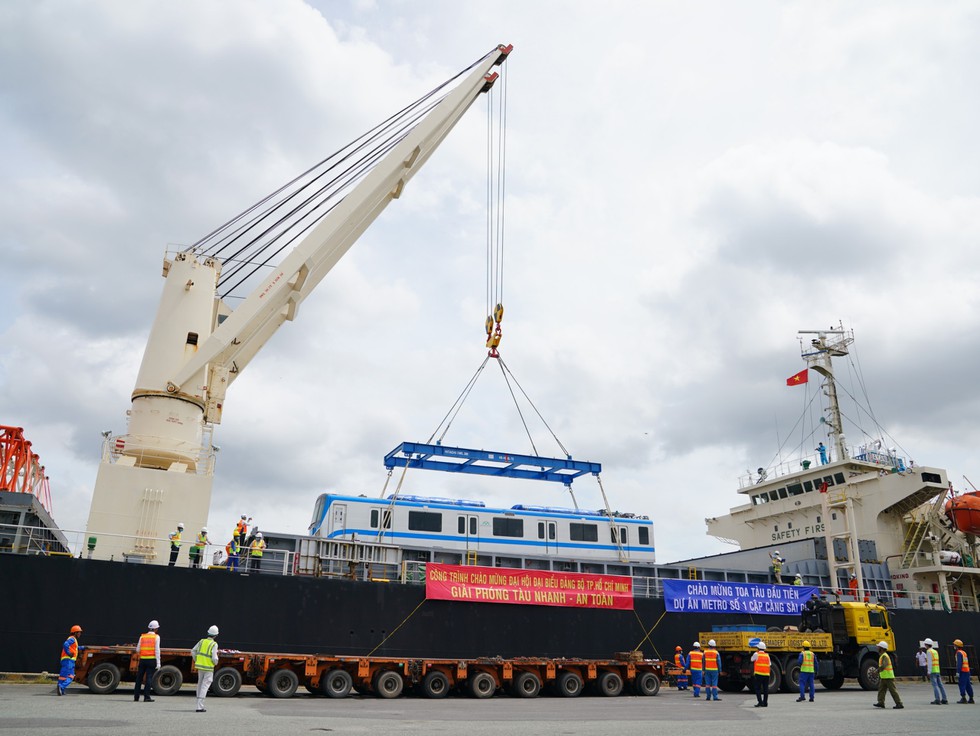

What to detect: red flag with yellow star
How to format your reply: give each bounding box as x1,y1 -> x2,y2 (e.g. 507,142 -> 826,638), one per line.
786,369 -> 808,386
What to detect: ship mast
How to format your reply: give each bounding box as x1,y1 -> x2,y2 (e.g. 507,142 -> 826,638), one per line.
799,327 -> 853,463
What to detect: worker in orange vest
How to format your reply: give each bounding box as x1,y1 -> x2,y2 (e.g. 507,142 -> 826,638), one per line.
56,625 -> 82,695
688,642 -> 704,698
953,638 -> 975,704
134,620 -> 160,702
751,641 -> 770,707
703,639 -> 721,701
674,646 -> 689,690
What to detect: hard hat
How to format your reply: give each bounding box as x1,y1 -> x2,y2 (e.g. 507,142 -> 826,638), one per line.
675,645 -> 682,651
923,638 -> 934,647
207,625 -> 219,636
241,514 -> 247,520
201,527 -> 208,533
954,638 -> 964,647
774,550 -> 780,555
850,572 -> 856,578
707,639 -> 716,647
802,640 -> 811,648
795,573 -> 802,578
70,625 -> 82,634
877,641 -> 889,650
693,641 -> 701,648
148,620 -> 159,630
177,522 -> 184,529
256,532 -> 262,538
757,642 -> 766,650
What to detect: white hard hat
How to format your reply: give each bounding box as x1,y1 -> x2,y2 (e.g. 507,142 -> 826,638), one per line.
923,638 -> 934,647
693,641 -> 701,648
795,573 -> 802,578
207,625 -> 219,636
708,639 -> 716,647
757,642 -> 766,649
148,620 -> 159,629
256,532 -> 262,538
877,640 -> 889,650
201,527 -> 208,533
774,550 -> 780,555
850,572 -> 856,578
177,522 -> 184,529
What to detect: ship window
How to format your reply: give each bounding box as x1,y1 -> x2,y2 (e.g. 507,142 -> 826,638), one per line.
186,331 -> 199,346
570,523 -> 598,542
922,472 -> 942,484
832,513 -> 837,521
823,476 -> 835,487
833,472 -> 845,484
492,518 -> 524,537
778,487 -> 789,499
788,483 -> 803,496
538,522 -> 545,540
768,491 -> 779,501
803,480 -> 813,493
639,527 -> 650,545
370,509 -> 391,530
408,511 -> 442,532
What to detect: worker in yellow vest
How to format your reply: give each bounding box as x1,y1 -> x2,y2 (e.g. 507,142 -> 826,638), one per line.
953,638 -> 975,704
134,620 -> 160,702
249,532 -> 266,573
873,640 -> 903,709
673,646 -> 688,690
924,637 -> 948,704
167,523 -> 184,567
796,640 -> 818,702
191,625 -> 220,713
751,641 -> 770,707
703,639 -> 722,701
688,642 -> 704,698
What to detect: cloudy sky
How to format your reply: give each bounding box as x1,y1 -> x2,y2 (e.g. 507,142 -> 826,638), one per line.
3,0 -> 979,563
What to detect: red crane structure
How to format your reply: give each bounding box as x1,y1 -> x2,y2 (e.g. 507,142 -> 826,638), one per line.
0,425 -> 53,515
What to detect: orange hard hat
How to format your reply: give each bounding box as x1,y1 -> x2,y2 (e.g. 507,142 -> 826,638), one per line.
70,625 -> 82,634
675,645 -> 682,651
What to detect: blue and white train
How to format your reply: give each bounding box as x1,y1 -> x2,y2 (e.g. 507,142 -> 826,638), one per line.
308,493 -> 655,566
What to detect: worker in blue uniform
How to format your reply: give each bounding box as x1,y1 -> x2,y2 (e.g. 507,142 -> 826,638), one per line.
673,646 -> 688,690
796,640 -> 818,702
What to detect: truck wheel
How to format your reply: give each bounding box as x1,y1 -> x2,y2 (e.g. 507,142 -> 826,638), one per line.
151,665 -> 183,696
719,677 -> 746,693
468,671 -> 496,698
634,672 -> 660,696
320,668 -> 353,698
783,661 -> 801,692
373,670 -> 404,699
511,671 -> 541,698
421,670 -> 451,699
819,673 -> 844,690
211,667 -> 242,697
858,657 -> 879,691
555,671 -> 583,697
597,671 -> 623,697
87,662 -> 121,694
767,660 -> 782,693
267,668 -> 299,698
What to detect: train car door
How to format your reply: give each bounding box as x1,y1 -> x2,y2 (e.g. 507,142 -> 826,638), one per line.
329,504 -> 347,536
458,514 -> 480,555
538,520 -> 558,555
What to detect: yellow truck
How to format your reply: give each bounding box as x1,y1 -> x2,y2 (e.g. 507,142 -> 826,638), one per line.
699,601 -> 896,693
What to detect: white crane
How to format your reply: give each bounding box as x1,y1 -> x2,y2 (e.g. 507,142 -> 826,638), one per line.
86,45 -> 513,563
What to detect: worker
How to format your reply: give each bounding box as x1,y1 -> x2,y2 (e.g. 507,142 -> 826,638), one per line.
191,625 -> 220,713
816,442 -> 828,465
751,641 -> 770,707
796,640 -> 818,702
191,527 -> 210,569
848,573 -> 858,597
688,641 -> 704,698
793,573 -> 803,586
56,625 -> 82,695
235,515 -> 250,550
134,620 -> 160,702
770,551 -> 785,584
673,646 -> 688,690
225,536 -> 240,572
703,639 -> 721,701
246,532 -> 265,573
167,523 -> 184,567
873,640 -> 903,709
953,638 -> 975,703
924,638 -> 948,704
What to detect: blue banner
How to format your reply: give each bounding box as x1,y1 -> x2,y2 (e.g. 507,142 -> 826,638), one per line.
663,580 -> 819,615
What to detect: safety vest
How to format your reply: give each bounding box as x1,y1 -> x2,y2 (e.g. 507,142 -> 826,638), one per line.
772,559 -> 782,573
196,532 -> 208,546
930,647 -> 940,673
250,539 -> 265,557
879,652 -> 895,679
801,650 -> 815,673
957,648 -> 970,673
169,530 -> 181,547
753,651 -> 771,676
236,520 -> 247,536
689,650 -> 703,669
138,632 -> 158,659
703,649 -> 719,671
674,652 -> 685,668
226,539 -> 238,556
194,637 -> 218,672
60,636 -> 78,661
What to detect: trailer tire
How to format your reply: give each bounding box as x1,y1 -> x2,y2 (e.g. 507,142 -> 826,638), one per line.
767,659 -> 782,693
373,670 -> 404,699
87,662 -> 121,694
719,677 -> 746,693
267,668 -> 299,698
820,672 -> 845,690
597,671 -> 623,697
783,661 -> 801,692
512,671 -> 542,698
857,657 -> 879,691
320,668 -> 353,699
151,665 -> 183,696
468,671 -> 496,699
555,671 -> 583,697
421,670 -> 451,699
211,667 -> 242,698
634,672 -> 660,696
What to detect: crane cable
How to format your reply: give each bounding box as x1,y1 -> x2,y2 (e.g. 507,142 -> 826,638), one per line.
484,62 -> 507,356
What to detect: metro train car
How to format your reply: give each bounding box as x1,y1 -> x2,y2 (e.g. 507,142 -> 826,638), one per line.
308,493 -> 655,565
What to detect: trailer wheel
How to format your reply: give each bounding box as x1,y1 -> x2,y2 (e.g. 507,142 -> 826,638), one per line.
511,671 -> 541,698
320,668 -> 353,699
596,671 -> 623,697
634,672 -> 660,696
857,657 -> 879,691
87,662 -> 121,694
819,672 -> 845,690
719,677 -> 746,693
555,671 -> 583,697
421,670 -> 451,699
767,659 -> 782,693
783,661 -> 801,692
211,667 -> 242,698
373,670 -> 404,699
267,668 -> 299,698
151,665 -> 183,696
468,671 -> 496,699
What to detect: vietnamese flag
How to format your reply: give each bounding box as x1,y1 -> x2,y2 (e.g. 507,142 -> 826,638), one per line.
786,369 -> 808,386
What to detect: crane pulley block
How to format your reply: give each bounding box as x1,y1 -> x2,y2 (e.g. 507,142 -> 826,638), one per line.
383,441 -> 601,484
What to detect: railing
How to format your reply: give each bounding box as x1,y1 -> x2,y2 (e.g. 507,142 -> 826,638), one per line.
100,432 -> 216,476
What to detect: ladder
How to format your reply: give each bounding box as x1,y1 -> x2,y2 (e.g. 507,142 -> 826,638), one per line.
901,520 -> 928,568
465,550 -> 478,566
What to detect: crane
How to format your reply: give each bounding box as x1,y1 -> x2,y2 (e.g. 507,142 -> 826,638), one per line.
85,45 -> 513,563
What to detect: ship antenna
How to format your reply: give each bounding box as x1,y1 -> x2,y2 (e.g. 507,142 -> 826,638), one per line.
798,326 -> 854,462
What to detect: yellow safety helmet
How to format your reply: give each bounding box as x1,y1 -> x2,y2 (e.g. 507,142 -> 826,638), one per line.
802,640 -> 811,648
954,638 -> 964,647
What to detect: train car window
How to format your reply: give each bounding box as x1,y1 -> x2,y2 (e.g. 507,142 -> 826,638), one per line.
548,523 -> 556,540
537,522 -> 545,539
570,523 -> 598,542
610,526 -> 628,544
458,517 -> 465,534
638,527 -> 650,545
370,509 -> 392,530
470,517 -> 477,535
492,518 -> 524,537
408,511 -> 442,533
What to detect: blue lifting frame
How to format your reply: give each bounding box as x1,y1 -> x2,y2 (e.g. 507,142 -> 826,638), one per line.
383,442 -> 601,485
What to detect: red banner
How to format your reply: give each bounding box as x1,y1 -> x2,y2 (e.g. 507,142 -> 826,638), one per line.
424,563 -> 634,610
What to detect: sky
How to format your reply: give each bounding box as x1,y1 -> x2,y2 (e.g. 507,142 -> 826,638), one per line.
2,0 -> 980,563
